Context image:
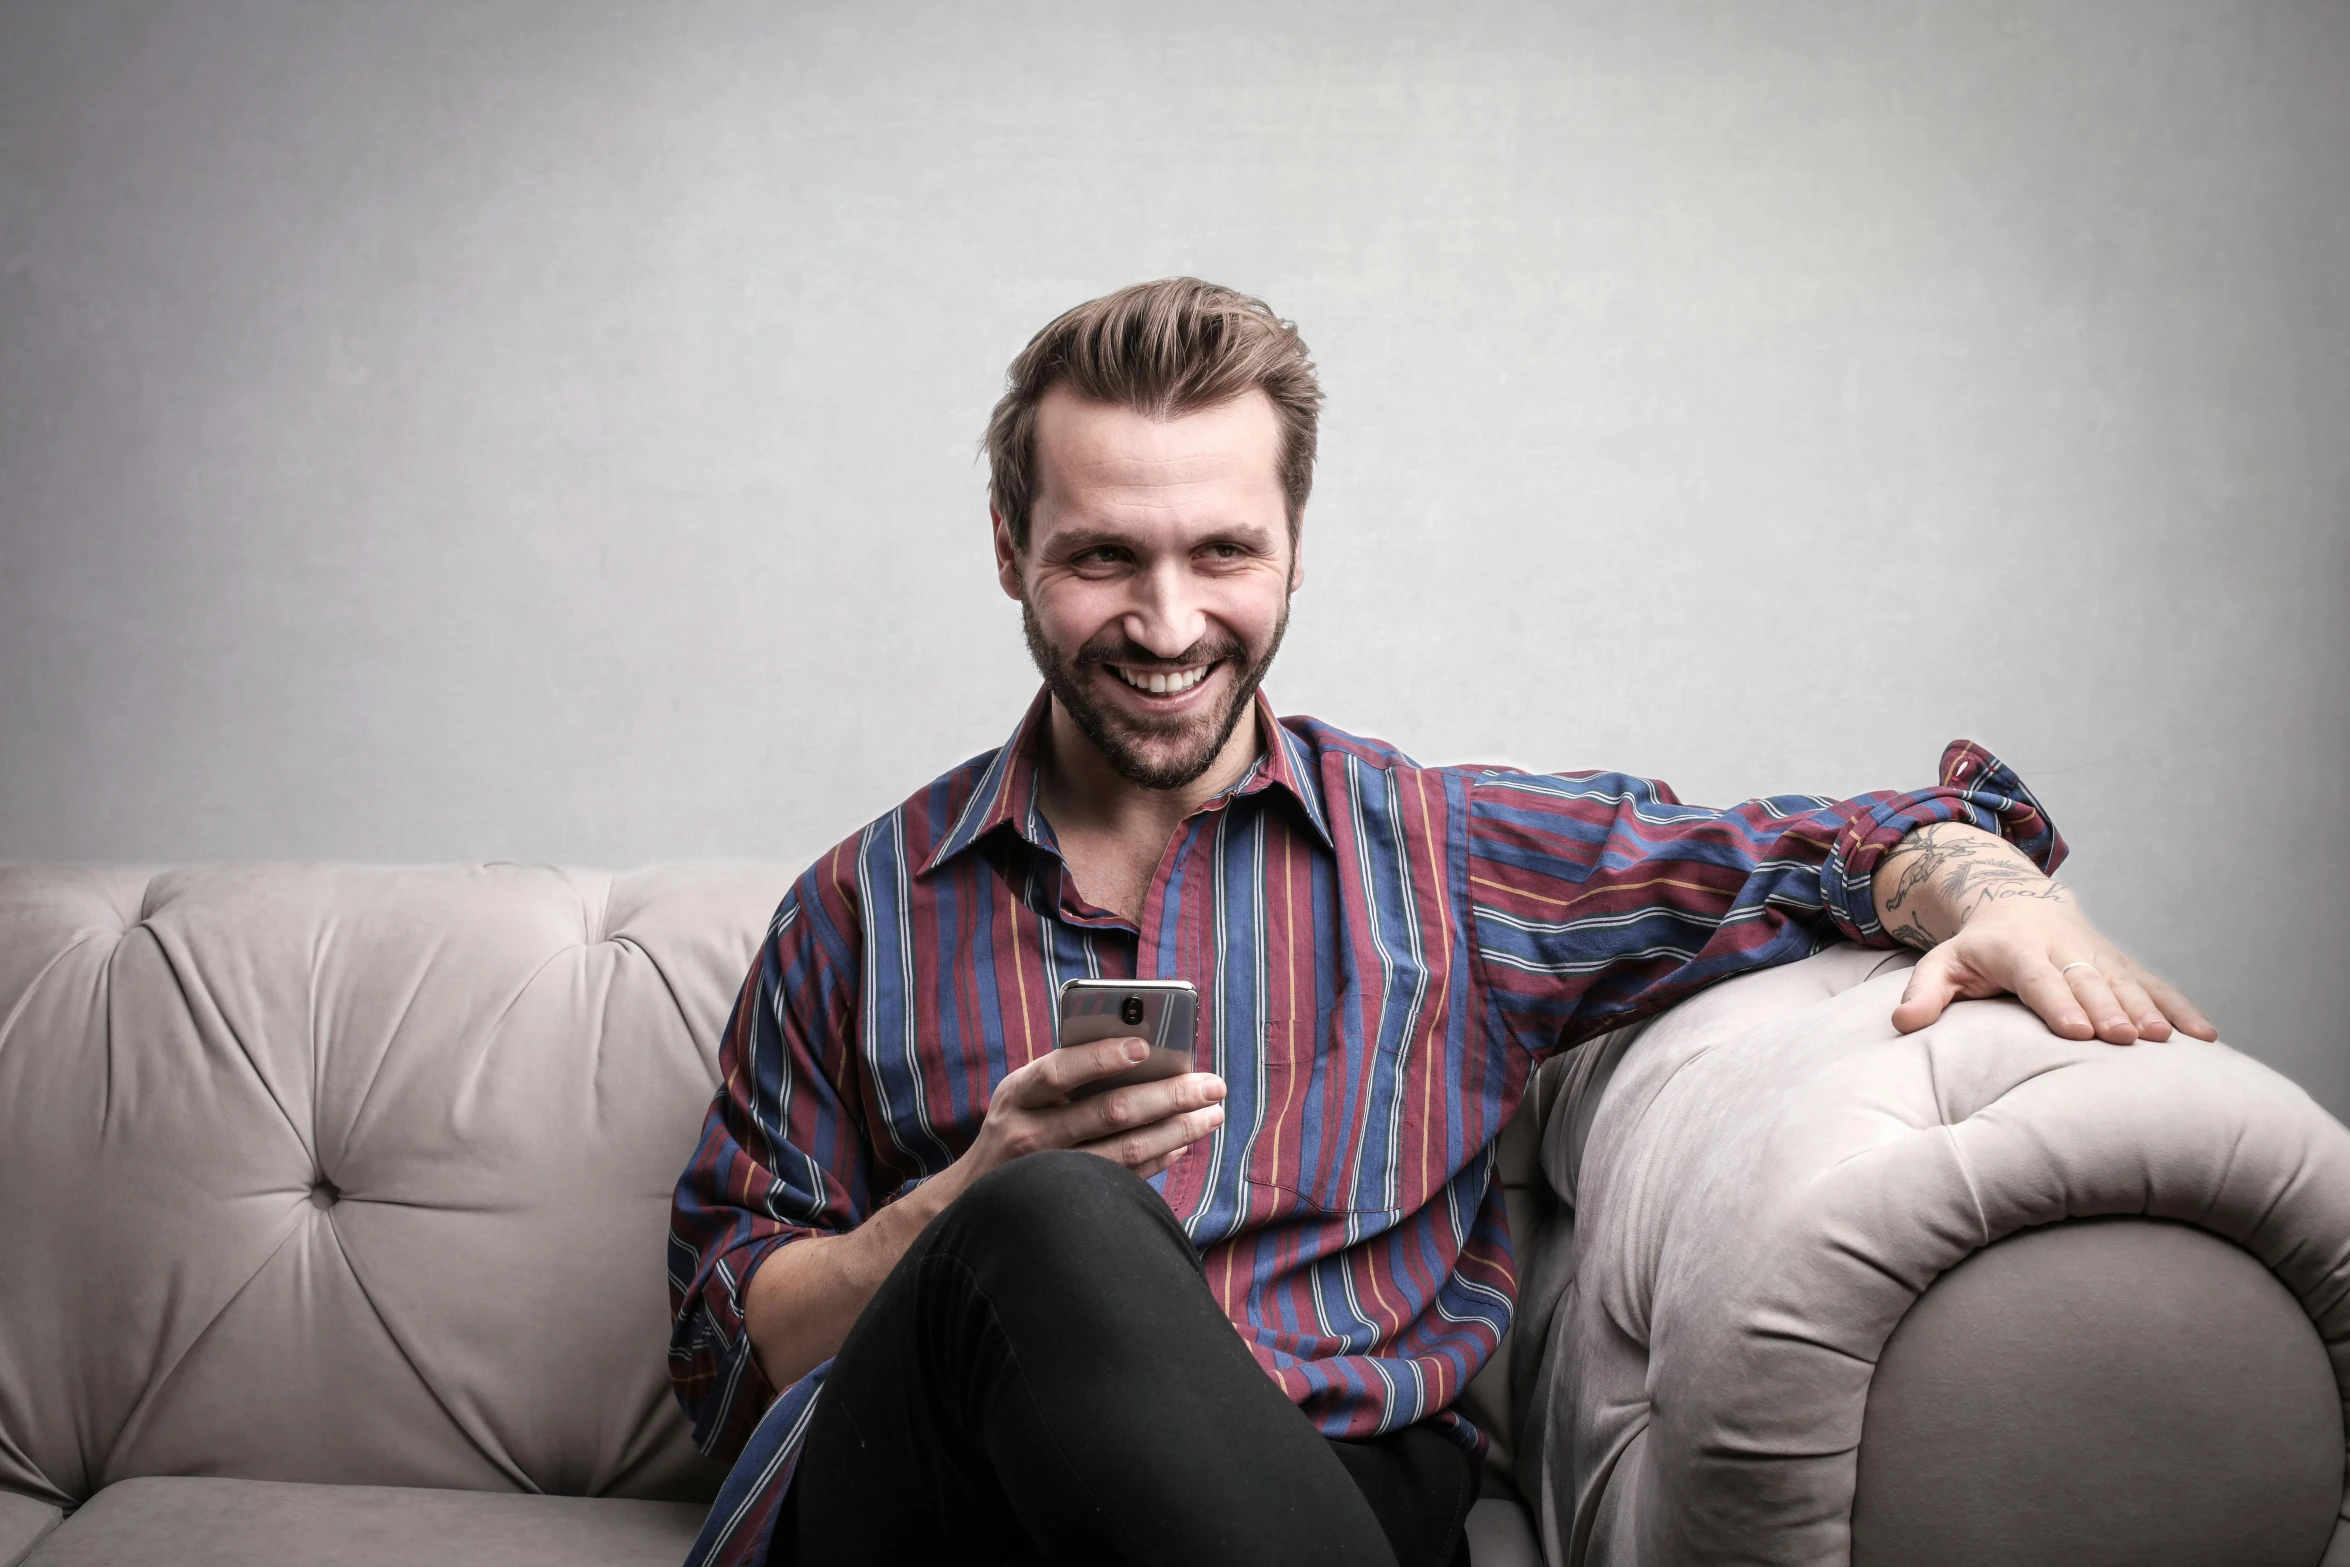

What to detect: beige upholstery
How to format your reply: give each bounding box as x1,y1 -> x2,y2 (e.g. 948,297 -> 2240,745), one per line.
10,866 -> 2342,1567
0,864 -> 776,1507
1517,942 -> 2350,1566
0,1490 -> 61,1567
0,865 -> 1546,1564
1850,1217 -> 2340,1566
18,1478 -> 708,1567
9,1478 -> 1536,1567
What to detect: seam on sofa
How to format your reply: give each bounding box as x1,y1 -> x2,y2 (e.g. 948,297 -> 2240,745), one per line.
333,1220 -> 540,1494
134,918 -> 316,1166
1947,1055 -> 2073,1123
0,1507 -> 61,1567
608,930 -> 700,1076
0,928 -> 114,1067
93,1206 -> 310,1493
1938,1123 -> 1993,1247
329,938 -> 449,1167
451,941 -> 575,1116
1565,1406 -> 1649,1567
1814,1230 -> 1931,1301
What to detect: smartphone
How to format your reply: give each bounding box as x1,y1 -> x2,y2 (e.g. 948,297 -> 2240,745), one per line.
1056,978 -> 1199,1099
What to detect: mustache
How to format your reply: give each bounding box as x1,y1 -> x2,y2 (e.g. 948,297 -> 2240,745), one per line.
1074,632 -> 1246,671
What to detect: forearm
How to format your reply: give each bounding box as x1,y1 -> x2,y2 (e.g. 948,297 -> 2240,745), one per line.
1871,821 -> 2066,949
739,1041 -> 1227,1390
743,1162 -> 974,1389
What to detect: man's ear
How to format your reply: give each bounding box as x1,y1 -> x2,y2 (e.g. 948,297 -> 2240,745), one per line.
992,509 -> 1023,601
1288,522 -> 1306,594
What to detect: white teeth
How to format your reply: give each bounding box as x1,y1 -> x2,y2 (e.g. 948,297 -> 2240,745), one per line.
1116,664 -> 1209,694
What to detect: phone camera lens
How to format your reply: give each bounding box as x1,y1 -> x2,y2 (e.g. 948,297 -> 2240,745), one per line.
1121,996 -> 1145,1026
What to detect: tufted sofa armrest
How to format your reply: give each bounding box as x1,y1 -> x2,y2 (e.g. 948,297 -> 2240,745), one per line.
1511,943 -> 2350,1566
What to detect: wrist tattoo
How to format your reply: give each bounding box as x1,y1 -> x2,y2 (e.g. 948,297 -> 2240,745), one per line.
1876,824 -> 2062,948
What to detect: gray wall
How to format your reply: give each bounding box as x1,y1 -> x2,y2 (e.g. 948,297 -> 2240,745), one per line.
4,1 -> 2345,1113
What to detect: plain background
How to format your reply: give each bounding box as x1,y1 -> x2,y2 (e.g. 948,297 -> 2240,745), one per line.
2,1 -> 2344,1115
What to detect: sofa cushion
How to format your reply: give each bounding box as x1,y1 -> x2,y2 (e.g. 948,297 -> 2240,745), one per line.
22,1478 -> 705,1567
0,1491 -> 62,1567
0,864 -> 1562,1547
0,865 -> 786,1506
1462,1496 -> 1543,1567
16,1480 -> 1540,1567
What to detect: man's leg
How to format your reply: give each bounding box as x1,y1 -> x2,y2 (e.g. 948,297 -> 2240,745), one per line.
1327,1427 -> 1477,1567
789,1151 -> 1402,1566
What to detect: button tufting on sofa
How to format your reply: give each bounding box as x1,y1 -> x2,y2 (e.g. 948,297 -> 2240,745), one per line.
4,867 -> 2341,1567
0,863 -> 776,1514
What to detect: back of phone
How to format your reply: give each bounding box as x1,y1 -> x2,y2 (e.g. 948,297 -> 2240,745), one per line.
1057,980 -> 1197,1098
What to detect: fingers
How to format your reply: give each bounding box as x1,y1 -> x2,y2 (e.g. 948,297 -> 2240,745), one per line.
2010,957 -> 2098,1041
2104,967 -> 2172,1042
1891,948 -> 1962,1034
1070,1071 -> 1227,1146
2059,962 -> 2139,1045
2136,968 -> 2219,1041
980,1051 -> 1227,1179
1013,1037 -> 1151,1106
1076,1100 -> 1226,1172
1131,1149 -> 1182,1181
1885,898 -> 2217,1046
1120,1129 -> 1216,1183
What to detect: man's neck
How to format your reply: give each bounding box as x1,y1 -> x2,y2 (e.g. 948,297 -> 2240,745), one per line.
1034,699 -> 1265,917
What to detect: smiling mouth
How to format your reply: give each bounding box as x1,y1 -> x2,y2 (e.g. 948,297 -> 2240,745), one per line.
1109,662 -> 1215,696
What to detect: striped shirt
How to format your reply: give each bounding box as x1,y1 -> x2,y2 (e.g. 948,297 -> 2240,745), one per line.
668,688 -> 2062,1566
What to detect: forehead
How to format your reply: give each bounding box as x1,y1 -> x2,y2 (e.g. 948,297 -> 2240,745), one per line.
1029,387 -> 1286,541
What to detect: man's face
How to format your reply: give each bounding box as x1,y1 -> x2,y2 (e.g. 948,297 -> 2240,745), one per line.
997,387 -> 1302,791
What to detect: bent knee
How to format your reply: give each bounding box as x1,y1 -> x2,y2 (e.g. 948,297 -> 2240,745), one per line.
958,1149 -> 1141,1224
943,1152 -> 1177,1272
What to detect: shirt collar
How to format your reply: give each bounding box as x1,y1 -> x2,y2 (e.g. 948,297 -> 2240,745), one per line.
918,685 -> 1334,878
1234,691 -> 1336,847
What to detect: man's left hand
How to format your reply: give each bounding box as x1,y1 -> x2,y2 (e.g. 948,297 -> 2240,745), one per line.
1874,821 -> 2217,1044
1891,893 -> 2217,1043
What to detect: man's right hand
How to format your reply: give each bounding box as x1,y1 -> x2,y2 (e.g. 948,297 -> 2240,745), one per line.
744,1039 -> 1224,1392
959,1037 -> 1227,1188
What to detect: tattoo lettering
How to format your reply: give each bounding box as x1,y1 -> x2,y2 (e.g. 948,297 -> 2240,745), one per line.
1876,823 -> 2063,948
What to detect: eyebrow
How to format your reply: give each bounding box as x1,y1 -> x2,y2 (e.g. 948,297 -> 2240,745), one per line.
1047,522 -> 1281,555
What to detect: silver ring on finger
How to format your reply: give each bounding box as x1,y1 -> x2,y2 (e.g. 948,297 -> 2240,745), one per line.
2059,960 -> 2096,977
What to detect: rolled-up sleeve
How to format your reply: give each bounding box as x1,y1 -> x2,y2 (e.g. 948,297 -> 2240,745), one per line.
1815,739 -> 2067,941
667,868 -> 870,1461
1469,739 -> 2065,1055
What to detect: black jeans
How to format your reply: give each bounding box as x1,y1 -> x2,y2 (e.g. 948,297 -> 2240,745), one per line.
786,1152 -> 1476,1567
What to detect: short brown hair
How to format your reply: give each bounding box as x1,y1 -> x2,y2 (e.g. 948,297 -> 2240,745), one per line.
984,278 -> 1322,551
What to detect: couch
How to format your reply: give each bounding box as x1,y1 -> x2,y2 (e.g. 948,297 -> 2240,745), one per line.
0,864 -> 2342,1566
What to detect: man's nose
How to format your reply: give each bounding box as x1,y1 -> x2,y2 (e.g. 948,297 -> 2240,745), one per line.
1121,559 -> 1208,657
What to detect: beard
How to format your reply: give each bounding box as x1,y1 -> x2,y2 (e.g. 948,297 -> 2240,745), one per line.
1020,597 -> 1289,791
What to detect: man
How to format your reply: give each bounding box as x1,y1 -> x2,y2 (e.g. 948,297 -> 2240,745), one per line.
668,279 -> 2210,1567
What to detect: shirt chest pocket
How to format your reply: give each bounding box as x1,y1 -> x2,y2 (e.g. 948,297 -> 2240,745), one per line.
1239,1013 -> 1401,1216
